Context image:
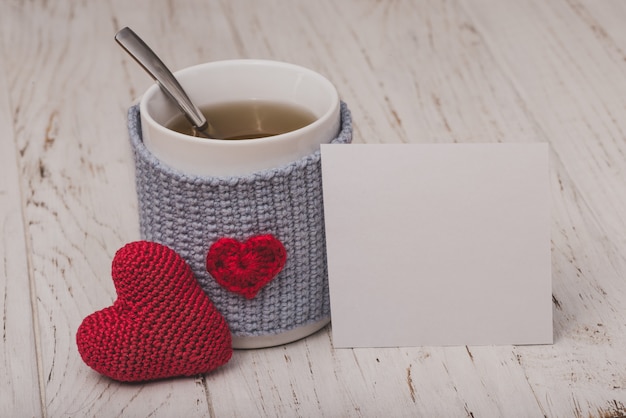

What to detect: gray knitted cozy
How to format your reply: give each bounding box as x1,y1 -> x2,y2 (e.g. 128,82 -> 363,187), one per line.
128,102 -> 352,337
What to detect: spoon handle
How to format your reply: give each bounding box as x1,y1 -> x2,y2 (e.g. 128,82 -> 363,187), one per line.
115,27 -> 209,132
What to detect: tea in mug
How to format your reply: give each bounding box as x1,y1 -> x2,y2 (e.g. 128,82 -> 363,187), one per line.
166,100 -> 317,140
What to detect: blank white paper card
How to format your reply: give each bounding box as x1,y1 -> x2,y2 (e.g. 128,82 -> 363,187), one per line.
321,143 -> 552,348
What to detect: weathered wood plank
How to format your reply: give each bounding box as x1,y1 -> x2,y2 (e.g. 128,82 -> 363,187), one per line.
0,38 -> 43,418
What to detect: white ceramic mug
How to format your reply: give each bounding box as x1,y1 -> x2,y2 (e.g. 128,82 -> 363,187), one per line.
135,60 -> 343,349
139,59 -> 341,177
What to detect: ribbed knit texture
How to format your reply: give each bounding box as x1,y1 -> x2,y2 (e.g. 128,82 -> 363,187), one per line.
76,241 -> 233,382
128,102 -> 352,337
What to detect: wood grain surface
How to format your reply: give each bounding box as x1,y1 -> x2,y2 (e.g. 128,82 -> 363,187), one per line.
1,0 -> 625,416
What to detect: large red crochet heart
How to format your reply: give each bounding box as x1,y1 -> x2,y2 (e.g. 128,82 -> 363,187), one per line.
76,241 -> 232,382
206,235 -> 287,299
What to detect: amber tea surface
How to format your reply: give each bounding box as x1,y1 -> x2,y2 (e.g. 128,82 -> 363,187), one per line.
165,100 -> 317,140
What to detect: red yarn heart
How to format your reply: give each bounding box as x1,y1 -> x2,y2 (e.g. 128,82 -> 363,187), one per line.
206,235 -> 287,299
76,241 -> 232,382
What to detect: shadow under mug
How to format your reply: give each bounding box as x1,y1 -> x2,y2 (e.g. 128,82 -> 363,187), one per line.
129,60 -> 352,348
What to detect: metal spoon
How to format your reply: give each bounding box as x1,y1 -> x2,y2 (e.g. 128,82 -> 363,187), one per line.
115,27 -> 215,139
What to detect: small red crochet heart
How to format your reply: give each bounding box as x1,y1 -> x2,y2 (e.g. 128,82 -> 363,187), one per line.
206,235 -> 287,299
76,241 -> 232,382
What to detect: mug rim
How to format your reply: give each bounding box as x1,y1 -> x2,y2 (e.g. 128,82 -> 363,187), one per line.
139,59 -> 340,148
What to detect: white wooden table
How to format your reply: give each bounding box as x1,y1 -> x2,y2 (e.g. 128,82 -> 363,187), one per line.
2,1 -> 626,417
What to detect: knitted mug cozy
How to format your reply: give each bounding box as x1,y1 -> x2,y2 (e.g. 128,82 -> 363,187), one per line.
128,102 -> 352,339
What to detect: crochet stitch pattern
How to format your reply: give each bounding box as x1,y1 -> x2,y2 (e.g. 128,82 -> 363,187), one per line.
128,102 -> 352,337
76,241 -> 232,382
206,234 -> 287,299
